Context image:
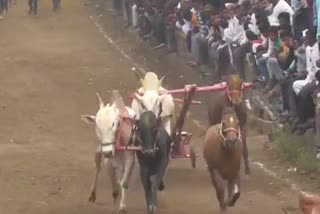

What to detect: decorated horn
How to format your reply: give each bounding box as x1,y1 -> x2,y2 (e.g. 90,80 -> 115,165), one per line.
132,68 -> 143,80
159,75 -> 166,84
96,93 -> 104,109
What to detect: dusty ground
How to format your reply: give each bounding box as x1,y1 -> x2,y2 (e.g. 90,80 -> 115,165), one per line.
0,1 -> 305,213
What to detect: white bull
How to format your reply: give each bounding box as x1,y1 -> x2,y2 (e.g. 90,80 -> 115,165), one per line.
81,90 -> 136,214
131,72 -> 176,135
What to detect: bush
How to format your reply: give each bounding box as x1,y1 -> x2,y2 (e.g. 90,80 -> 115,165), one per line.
272,129 -> 320,174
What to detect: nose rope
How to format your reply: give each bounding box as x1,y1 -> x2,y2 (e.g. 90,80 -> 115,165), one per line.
219,123 -> 241,147
140,129 -> 160,154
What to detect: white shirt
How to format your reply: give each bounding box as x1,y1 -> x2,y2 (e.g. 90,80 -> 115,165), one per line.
248,13 -> 260,36
261,34 -> 268,47
181,20 -> 192,34
268,0 -> 294,25
262,38 -> 275,58
305,43 -> 320,82
224,16 -> 247,45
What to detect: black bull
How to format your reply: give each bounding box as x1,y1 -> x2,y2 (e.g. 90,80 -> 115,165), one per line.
207,91 -> 250,175
136,111 -> 171,214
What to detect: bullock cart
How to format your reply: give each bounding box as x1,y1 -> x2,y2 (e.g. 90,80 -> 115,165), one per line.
118,81 -> 253,169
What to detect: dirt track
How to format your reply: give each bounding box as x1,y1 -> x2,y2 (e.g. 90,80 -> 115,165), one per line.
0,1 -> 303,213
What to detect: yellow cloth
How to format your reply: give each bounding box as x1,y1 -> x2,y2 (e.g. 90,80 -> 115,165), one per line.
278,41 -> 289,63
191,14 -> 198,27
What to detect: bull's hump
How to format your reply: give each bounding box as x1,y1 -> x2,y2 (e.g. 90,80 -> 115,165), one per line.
142,72 -> 161,91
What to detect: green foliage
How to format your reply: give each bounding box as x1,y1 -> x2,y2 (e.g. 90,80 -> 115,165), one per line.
272,130 -> 320,173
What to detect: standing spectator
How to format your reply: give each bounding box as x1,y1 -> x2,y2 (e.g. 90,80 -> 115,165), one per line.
189,1 -> 211,67
52,0 -> 61,12
0,0 -> 8,19
112,0 -> 122,15
208,14 -> 225,73
28,0 -> 38,15
314,0 -> 320,41
291,0 -> 310,39
267,0 -> 294,27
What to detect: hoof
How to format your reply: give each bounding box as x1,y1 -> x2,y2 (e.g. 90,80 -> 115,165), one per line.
220,203 -> 227,213
112,191 -> 119,203
148,205 -> 157,214
88,191 -> 96,203
158,180 -> 165,191
118,208 -> 127,214
245,166 -> 251,175
228,192 -> 240,207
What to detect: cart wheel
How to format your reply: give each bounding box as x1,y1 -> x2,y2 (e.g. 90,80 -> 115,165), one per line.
190,144 -> 196,169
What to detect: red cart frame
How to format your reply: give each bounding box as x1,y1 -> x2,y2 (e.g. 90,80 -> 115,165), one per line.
115,81 -> 253,168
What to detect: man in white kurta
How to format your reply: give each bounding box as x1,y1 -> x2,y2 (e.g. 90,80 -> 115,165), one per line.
292,37 -> 319,95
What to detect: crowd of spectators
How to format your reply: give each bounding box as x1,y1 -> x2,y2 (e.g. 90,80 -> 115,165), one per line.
0,0 -> 60,18
112,0 -> 320,135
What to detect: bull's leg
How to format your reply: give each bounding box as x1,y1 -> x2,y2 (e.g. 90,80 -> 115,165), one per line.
227,176 -> 240,207
150,175 -> 158,214
151,147 -> 170,213
107,160 -> 120,213
241,127 -> 250,175
119,152 -> 135,213
88,150 -> 102,203
140,167 -> 152,214
209,169 -> 226,211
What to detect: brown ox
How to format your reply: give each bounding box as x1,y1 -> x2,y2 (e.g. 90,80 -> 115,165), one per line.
204,107 -> 242,212
300,192 -> 320,214
207,74 -> 250,175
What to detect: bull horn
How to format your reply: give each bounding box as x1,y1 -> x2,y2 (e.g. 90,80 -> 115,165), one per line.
140,79 -> 145,88
113,92 -> 126,111
110,90 -> 121,105
159,75 -> 166,86
96,93 -> 104,109
132,67 -> 143,80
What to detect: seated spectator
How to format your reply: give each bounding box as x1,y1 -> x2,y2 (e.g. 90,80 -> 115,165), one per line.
254,19 -> 270,82
293,29 -> 319,95
229,6 -> 250,80
292,29 -> 319,133
256,21 -> 280,83
283,36 -> 307,118
312,66 -> 320,102
223,5 -> 249,78
292,69 -> 320,134
266,30 -> 296,114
